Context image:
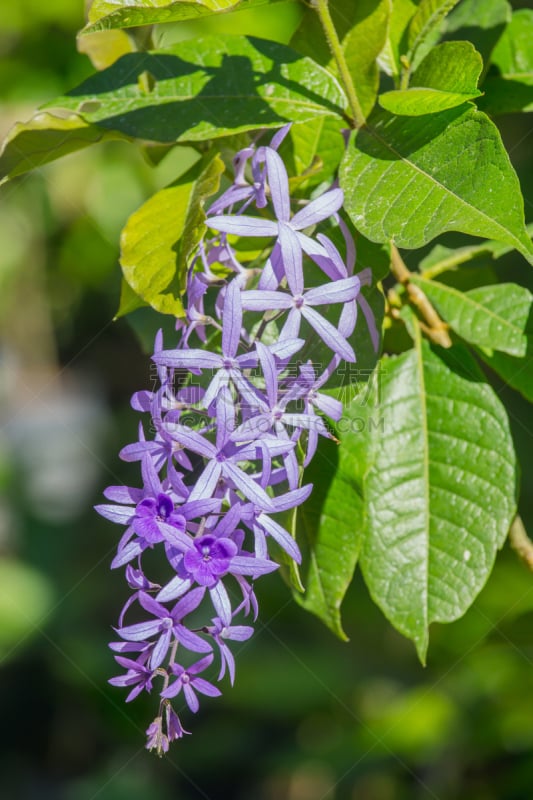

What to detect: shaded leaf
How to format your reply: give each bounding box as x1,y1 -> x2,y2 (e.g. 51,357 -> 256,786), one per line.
479,348 -> 533,404
290,0 -> 391,117
120,152 -> 224,316
362,331 -> 517,662
443,0 -> 511,69
44,36 -> 345,144
0,112 -> 120,184
411,276 -> 532,356
378,0 -> 420,79
295,390 -> 377,639
340,106 -> 533,264
479,9 -> 533,115
286,117 -> 345,190
380,41 -> 483,115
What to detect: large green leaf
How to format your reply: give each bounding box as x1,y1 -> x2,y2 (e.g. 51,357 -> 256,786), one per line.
295,392 -> 377,639
43,36 -> 345,144
290,0 -> 390,118
0,112 -> 121,184
83,0 -> 278,33
120,152 -> 224,316
411,276 -> 532,356
361,330 -> 517,662
479,10 -> 533,116
339,105 -> 533,264
380,41 -> 482,116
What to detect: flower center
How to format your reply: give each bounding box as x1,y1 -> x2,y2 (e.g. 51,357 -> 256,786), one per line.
293,295 -> 305,309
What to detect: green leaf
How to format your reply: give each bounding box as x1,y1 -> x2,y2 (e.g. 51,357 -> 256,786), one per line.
295,390 -> 377,639
379,41 -> 483,115
290,0 -> 391,117
77,29 -> 135,70
362,331 -> 517,662
378,0 -> 420,79
479,10 -> 533,115
419,222 -> 533,278
478,347 -> 533,403
83,0 -> 275,34
340,0 -> 391,117
44,36 -> 345,144
339,105 -> 533,264
443,0 -> 511,69
286,117 -> 345,190
120,152 -> 224,316
406,0 -> 461,69
0,112 -> 120,184
411,276 -> 532,356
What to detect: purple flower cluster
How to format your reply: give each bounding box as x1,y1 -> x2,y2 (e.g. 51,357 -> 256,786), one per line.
97,125 -> 376,753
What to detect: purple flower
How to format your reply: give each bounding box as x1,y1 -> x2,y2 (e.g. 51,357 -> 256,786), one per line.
206,618 -> 254,685
117,588 -> 211,669
183,535 -> 238,587
161,654 -> 222,712
109,651 -> 154,703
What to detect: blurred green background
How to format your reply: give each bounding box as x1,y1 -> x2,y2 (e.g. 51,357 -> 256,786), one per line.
1,2 -> 533,798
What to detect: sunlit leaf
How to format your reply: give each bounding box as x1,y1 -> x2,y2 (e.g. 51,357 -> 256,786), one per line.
340,106 -> 533,264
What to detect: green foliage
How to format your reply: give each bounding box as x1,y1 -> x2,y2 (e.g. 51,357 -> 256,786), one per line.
0,112 -> 119,184
340,106 -> 533,262
362,330 -> 517,662
3,0 -> 533,675
119,152 -> 223,316
411,276 -> 532,356
379,41 -> 483,115
43,36 -> 345,142
82,0 -> 281,34
479,9 -> 533,115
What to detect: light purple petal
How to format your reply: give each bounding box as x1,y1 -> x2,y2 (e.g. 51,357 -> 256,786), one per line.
171,585 -> 206,620
278,222 -> 304,295
103,486 -> 144,504
117,619 -> 162,642
158,521 -> 193,551
280,307 -> 301,340
208,215 -> 277,237
241,290 -> 292,312
174,623 -> 212,653
291,187 -> 344,229
301,305 -> 355,362
256,341 -> 278,408
111,541 -> 143,569
231,555 -> 279,577
138,593 -> 167,620
222,462 -> 275,511
95,504 -> 134,525
271,484 -> 313,512
153,348 -> 222,370
188,460 -> 222,502
209,582 -> 232,626
265,148 -> 291,222
167,426 -> 217,459
156,575 -> 193,603
258,514 -> 301,563
305,276 -> 360,306
358,293 -> 380,353
192,677 -> 222,698
150,628 -> 172,669
222,280 -> 242,358
314,393 -> 343,420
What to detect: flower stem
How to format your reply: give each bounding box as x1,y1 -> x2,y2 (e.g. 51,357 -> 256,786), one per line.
390,245 -> 452,348
311,0 -> 366,128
